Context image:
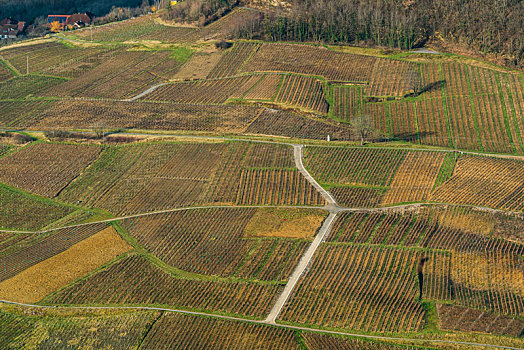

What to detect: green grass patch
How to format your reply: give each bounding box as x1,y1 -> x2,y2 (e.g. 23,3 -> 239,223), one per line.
433,152 -> 457,190
420,301 -> 440,334
170,46 -> 193,63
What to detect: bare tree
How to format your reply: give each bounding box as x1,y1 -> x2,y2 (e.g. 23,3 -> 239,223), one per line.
407,67 -> 423,96
91,122 -> 107,140
352,114 -> 380,146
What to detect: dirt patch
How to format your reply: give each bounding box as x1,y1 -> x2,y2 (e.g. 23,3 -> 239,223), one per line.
171,51 -> 223,80
0,226 -> 132,303
245,208 -> 326,239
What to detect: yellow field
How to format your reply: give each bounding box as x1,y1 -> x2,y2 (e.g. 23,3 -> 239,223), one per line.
383,152 -> 445,205
244,208 -> 326,239
435,209 -> 494,236
0,226 -> 132,303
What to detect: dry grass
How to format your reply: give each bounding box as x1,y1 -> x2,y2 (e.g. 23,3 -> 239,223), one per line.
382,152 -> 445,205
244,208 -> 326,239
452,252 -> 524,295
172,51 -> 223,80
436,210 -> 494,236
0,227 -> 132,303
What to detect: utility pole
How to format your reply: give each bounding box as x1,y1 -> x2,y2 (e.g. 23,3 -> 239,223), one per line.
26,55 -> 29,74
90,25 -> 93,42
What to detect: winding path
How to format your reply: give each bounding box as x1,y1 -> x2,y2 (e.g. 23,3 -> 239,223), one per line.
293,144 -> 338,206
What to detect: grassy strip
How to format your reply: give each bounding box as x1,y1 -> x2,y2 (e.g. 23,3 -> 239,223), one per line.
0,57 -> 18,76
494,73 -> 516,154
463,66 -> 484,152
432,152 -> 458,190
112,222 -> 284,286
420,301 -> 440,335
320,182 -> 389,191
438,64 -> 455,148
503,74 -> 524,153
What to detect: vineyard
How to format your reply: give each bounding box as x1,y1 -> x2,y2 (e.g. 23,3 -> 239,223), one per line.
41,49 -> 183,99
275,75 -> 329,114
304,333 -> 431,350
142,75 -> 263,104
431,155 -> 524,211
0,7 -> 523,347
0,64 -> 12,82
44,254 -> 282,318
382,151 -> 446,205
437,304 -> 524,337
0,184 -> 75,231
1,41 -> 97,74
121,207 -> 318,280
0,226 -> 132,303
279,244 -> 425,333
245,109 -> 350,141
73,16 -> 197,43
303,147 -> 407,187
244,74 -> 282,100
0,142 -> 101,198
243,43 -> 377,82
328,206 -> 524,250
55,141 -> 324,214
21,99 -> 260,133
333,62 -> 524,155
332,85 -> 364,122
326,206 -> 524,316
330,186 -> 387,208
0,305 -> 433,349
0,99 -> 53,127
207,42 -> 260,79
70,7 -> 257,44
367,58 -> 418,97
0,307 -> 157,349
59,142 -> 226,215
0,75 -> 65,99
141,312 -> 299,349
0,222 -> 109,282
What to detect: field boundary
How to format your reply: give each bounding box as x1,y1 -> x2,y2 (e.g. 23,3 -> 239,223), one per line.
0,300 -> 520,350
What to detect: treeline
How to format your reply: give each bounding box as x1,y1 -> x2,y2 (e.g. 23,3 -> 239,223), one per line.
0,0 -> 148,23
231,0 -> 523,69
162,0 -> 237,26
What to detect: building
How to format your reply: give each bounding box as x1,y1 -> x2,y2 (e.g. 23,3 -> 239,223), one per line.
0,18 -> 25,39
47,13 -> 94,30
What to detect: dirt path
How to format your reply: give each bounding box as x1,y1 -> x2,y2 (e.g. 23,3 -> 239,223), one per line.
293,144 -> 338,206
265,212 -> 337,323
126,83 -> 167,101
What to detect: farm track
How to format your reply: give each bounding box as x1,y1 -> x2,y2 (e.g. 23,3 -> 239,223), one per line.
293,145 -> 338,207
0,299 -> 521,350
125,82 -> 167,101
9,129 -> 524,163
265,212 -> 338,323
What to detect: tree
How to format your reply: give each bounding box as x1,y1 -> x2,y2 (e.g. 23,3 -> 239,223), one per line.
352,114 -> 380,146
91,122 -> 107,140
406,67 -> 423,96
50,21 -> 62,33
